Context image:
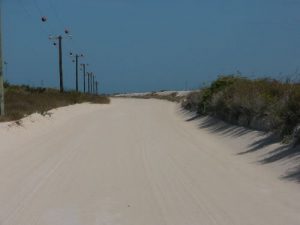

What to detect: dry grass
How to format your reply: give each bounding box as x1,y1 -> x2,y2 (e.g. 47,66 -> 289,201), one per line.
0,84 -> 110,122
183,76 -> 300,141
124,92 -> 185,102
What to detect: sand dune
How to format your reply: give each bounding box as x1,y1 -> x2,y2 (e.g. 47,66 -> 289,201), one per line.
115,90 -> 191,97
0,98 -> 299,225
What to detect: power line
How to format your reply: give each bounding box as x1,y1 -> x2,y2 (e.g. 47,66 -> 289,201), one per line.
31,0 -> 61,36
11,0 -> 92,92
17,0 -> 77,58
48,0 -> 65,29
32,0 -> 43,17
16,0 -> 33,18
9,0 -> 54,62
6,0 -> 63,92
16,0 -> 53,36
45,0 -> 86,59
42,0 -> 89,73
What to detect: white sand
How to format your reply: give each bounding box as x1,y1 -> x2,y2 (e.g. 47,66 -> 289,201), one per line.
0,98 -> 300,225
115,90 -> 191,97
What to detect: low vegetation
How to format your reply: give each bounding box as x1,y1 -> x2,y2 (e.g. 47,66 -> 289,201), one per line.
182,75 -> 300,143
0,83 -> 110,122
132,92 -> 184,102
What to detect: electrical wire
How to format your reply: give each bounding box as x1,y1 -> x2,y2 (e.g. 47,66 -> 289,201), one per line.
45,0 -> 87,61
17,0 -> 89,68
32,0 -> 43,17
16,0 -> 55,43
48,0 -> 66,29
5,0 -> 55,86
31,0 -> 59,36
16,0 -> 55,37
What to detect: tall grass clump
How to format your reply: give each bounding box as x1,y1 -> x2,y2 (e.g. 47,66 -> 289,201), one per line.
0,83 -> 110,122
183,75 -> 300,142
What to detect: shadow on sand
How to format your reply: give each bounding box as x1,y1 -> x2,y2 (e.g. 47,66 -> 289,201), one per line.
180,108 -> 300,183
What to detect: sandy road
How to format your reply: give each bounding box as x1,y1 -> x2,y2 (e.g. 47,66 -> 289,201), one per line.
0,98 -> 300,225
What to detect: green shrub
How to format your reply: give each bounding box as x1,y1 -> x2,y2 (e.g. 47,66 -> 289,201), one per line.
183,75 -> 300,141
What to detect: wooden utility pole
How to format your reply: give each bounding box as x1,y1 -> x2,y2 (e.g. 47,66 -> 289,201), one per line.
92,74 -> 95,94
87,72 -> 90,94
70,53 -> 83,92
95,81 -> 98,95
75,54 -> 79,92
82,64 -> 86,93
90,73 -> 93,94
0,0 -> 4,115
50,32 -> 72,93
58,36 -> 64,92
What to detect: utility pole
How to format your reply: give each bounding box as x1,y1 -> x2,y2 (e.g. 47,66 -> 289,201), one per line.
0,0 -> 5,115
58,36 -> 64,92
4,61 -> 7,78
49,30 -> 71,93
93,77 -> 97,95
95,81 -> 98,95
87,72 -> 90,94
92,74 -> 95,94
89,72 -> 93,94
81,64 -> 86,93
75,54 -> 79,91
70,53 -> 83,92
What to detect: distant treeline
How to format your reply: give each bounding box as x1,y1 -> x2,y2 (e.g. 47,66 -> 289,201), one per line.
1,82 -> 110,122
182,76 -> 300,144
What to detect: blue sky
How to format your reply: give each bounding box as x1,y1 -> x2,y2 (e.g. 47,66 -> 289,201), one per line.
3,0 -> 300,93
